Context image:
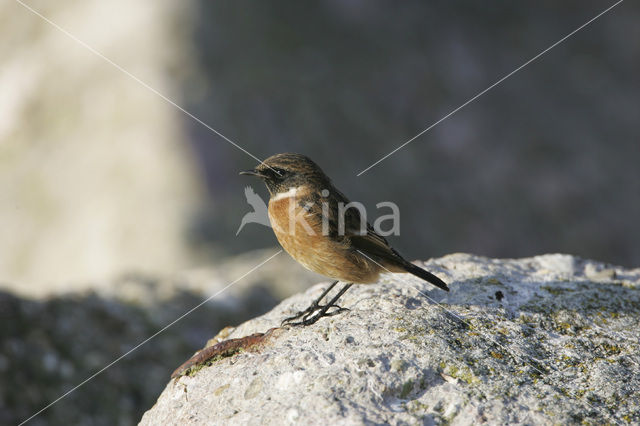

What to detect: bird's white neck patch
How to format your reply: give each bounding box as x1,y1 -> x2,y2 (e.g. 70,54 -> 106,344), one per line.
271,186 -> 303,201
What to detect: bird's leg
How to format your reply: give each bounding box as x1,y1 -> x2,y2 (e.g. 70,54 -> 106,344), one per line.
282,282 -> 354,326
281,280 -> 339,325
300,283 -> 353,326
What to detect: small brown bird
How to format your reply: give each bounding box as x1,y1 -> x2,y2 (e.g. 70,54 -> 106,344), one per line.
241,153 -> 448,326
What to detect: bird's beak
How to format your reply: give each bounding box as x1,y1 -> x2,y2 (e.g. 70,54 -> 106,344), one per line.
239,168 -> 265,178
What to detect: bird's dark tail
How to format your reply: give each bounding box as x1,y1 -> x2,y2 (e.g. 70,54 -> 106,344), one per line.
401,261 -> 449,291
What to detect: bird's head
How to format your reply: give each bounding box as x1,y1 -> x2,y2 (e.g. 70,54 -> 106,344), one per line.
240,153 -> 330,197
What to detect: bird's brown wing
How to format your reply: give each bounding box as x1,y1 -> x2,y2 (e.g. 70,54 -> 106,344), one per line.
349,227 -> 406,271
327,188 -> 406,269
350,225 -> 449,291
310,186 -> 448,290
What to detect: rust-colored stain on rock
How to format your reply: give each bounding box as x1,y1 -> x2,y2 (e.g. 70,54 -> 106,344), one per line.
171,327 -> 282,379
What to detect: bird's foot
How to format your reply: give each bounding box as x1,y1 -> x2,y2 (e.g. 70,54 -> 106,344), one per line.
281,281 -> 353,327
281,303 -> 349,326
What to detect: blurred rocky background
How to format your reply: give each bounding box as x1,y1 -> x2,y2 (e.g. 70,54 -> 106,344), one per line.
1,0 -> 638,424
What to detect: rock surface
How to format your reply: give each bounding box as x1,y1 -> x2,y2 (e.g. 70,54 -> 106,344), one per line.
1,249 -> 320,426
141,254 -> 640,425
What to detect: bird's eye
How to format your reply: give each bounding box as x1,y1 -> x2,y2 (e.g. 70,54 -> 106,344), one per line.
271,167 -> 287,178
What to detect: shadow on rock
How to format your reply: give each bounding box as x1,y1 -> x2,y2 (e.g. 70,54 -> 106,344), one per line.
0,281 -> 280,426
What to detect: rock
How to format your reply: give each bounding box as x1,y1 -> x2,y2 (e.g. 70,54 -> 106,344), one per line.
1,249 -> 322,426
140,254 -> 640,425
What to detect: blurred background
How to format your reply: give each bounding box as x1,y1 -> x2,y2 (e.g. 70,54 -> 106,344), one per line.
2,0 -> 638,424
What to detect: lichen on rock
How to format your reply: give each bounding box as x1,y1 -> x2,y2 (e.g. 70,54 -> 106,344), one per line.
140,254 -> 640,425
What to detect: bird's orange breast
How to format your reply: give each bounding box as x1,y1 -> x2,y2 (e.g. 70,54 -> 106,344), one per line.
268,192 -> 325,261
268,191 -> 380,283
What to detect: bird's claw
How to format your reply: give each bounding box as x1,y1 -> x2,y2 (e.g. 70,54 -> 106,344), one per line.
281,304 -> 349,326
280,281 -> 352,326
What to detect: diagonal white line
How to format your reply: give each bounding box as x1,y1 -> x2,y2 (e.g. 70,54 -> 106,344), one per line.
18,249 -> 283,426
355,249 -> 604,414
356,0 -> 625,176
14,0 -> 265,166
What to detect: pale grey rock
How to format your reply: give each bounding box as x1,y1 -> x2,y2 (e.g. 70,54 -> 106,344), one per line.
141,254 -> 640,425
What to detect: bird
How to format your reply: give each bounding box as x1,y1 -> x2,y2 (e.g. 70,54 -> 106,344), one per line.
236,186 -> 271,235
240,153 -> 448,326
